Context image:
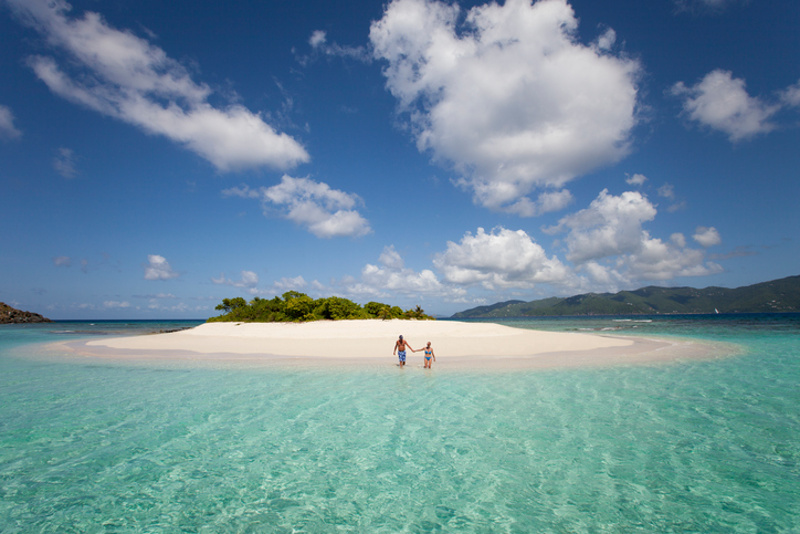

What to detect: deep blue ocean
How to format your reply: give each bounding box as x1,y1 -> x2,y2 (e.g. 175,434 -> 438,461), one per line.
1,315 -> 798,533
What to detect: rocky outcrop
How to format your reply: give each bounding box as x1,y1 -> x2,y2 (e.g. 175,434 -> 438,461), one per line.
0,302 -> 52,323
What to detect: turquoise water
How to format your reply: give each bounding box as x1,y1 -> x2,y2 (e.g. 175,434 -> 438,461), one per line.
1,316 -> 798,533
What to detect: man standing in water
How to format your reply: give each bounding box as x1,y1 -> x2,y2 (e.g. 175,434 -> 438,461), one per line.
393,335 -> 415,367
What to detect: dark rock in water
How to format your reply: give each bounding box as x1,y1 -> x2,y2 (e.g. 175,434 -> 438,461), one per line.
0,302 -> 52,324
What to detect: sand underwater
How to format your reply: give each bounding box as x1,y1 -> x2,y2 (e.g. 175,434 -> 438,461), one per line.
0,314 -> 798,532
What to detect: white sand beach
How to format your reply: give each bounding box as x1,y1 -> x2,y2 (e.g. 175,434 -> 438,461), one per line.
59,319 -> 723,370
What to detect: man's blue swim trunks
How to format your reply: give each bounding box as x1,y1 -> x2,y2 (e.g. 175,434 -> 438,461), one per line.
398,350 -> 406,363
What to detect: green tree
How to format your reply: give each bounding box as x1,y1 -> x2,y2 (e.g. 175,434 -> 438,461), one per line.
315,296 -> 363,320
215,297 -> 247,314
363,301 -> 386,317
284,293 -> 315,321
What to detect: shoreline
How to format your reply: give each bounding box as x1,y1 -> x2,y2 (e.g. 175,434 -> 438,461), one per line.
48,319 -> 734,370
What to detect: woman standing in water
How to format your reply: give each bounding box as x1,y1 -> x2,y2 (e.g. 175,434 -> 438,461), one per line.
422,341 -> 436,368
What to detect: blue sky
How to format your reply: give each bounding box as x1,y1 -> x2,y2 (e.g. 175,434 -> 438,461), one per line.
1,0 -> 798,320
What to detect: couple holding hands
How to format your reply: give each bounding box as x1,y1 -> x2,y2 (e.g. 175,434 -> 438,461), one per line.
393,335 -> 436,368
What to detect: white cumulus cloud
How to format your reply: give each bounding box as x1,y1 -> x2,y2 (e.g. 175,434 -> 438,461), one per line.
223,175 -> 371,238
433,227 -> 572,289
359,246 -> 446,295
547,189 -> 722,281
625,173 -> 647,186
144,255 -> 179,281
7,0 -> 309,171
335,246 -> 463,303
547,189 -> 657,263
623,234 -> 721,281
370,0 -> 641,214
693,226 -> 721,247
671,69 -> 779,142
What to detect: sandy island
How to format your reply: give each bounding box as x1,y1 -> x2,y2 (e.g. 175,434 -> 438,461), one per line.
55,320 -> 729,370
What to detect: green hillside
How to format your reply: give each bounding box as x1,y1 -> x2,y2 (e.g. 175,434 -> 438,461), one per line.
452,275 -> 800,318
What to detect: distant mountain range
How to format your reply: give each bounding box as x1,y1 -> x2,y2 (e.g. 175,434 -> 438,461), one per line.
451,275 -> 800,318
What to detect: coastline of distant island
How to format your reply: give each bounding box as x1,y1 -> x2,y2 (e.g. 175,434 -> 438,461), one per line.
5,275 -> 798,324
451,275 -> 800,318
0,302 -> 52,324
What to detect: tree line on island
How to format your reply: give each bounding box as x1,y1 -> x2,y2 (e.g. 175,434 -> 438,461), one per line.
209,291 -> 435,323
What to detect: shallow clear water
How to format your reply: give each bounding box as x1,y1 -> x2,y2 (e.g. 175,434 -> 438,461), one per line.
1,316 -> 798,533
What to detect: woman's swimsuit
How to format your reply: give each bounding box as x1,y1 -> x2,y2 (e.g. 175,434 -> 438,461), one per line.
424,349 -> 432,361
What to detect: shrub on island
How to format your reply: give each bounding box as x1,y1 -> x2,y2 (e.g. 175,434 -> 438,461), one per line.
208,292 -> 434,323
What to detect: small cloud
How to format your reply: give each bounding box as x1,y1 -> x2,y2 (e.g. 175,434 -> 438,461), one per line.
272,275 -> 307,292
502,190 -> 573,217
657,182 -> 687,212
0,105 -> 22,140
674,0 -> 747,13
781,79 -> 800,108
658,183 -> 675,200
378,245 -> 405,270
134,293 -> 178,300
671,233 -> 687,248
309,30 -> 327,48
53,147 -> 79,178
709,245 -> 755,260
224,175 -> 372,238
626,173 -> 647,186
593,27 -> 617,52
305,29 -> 369,61
212,270 -> 259,291
671,69 -> 779,142
144,254 -> 179,280
666,200 -> 687,213
103,300 -> 131,309
53,256 -> 71,267
358,246 -> 450,296
693,226 -> 721,247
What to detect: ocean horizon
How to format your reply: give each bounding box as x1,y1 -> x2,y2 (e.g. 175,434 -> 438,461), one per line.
1,314 -> 798,532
